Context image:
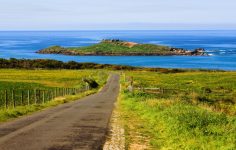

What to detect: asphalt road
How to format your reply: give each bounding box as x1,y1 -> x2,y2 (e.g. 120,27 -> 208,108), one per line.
0,74 -> 120,150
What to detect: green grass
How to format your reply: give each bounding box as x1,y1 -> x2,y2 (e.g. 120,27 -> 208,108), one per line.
69,42 -> 170,53
0,69 -> 108,112
0,89 -> 97,122
38,40 -> 171,55
123,71 -> 236,115
119,71 -> 236,149
0,69 -> 108,88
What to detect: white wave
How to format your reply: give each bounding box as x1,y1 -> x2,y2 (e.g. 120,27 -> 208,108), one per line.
148,41 -> 163,44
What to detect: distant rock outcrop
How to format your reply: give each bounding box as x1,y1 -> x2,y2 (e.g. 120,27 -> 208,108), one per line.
170,48 -> 206,56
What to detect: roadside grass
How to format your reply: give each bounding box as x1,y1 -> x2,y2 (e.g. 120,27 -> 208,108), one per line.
119,71 -> 236,149
0,89 -> 97,122
123,71 -> 236,115
120,92 -> 236,149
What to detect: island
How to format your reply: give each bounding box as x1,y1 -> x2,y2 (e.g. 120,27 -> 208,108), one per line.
37,39 -> 207,56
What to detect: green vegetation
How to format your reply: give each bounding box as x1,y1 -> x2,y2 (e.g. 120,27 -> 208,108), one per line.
0,58 -> 138,70
0,69 -> 107,89
119,71 -> 236,149
0,90 -> 96,122
38,39 -> 207,56
0,69 -> 108,121
37,39 -> 195,56
68,40 -> 170,54
0,62 -> 234,149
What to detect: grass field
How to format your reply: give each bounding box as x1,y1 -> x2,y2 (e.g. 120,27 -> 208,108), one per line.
0,69 -> 107,89
119,71 -> 236,149
0,69 -> 108,121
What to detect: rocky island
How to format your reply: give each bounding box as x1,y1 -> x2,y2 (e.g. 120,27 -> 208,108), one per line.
37,39 -> 208,56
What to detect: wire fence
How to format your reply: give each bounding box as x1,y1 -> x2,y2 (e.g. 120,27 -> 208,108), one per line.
133,87 -> 235,103
0,87 -> 88,109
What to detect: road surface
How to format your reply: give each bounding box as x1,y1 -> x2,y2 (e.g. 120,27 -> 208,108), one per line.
0,74 -> 120,150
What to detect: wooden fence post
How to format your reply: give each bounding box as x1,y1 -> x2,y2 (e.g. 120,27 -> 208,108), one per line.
34,89 -> 37,104
50,90 -> 53,100
43,90 -> 45,104
48,90 -> 51,101
55,88 -> 57,97
21,90 -> 24,105
54,89 -> 57,98
39,90 -> 41,104
5,90 -> 8,108
51,90 -> 54,100
160,88 -> 164,94
27,90 -> 30,105
12,90 -> 16,108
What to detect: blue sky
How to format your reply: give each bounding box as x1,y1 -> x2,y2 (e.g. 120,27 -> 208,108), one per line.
0,0 -> 236,30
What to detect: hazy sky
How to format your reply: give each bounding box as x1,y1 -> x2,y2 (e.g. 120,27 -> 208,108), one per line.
0,0 -> 236,30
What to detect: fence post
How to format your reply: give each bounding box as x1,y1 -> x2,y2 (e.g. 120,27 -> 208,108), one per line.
43,90 -> 45,104
54,89 -> 57,98
34,89 -> 37,104
55,88 -> 57,97
49,90 -> 53,101
52,90 -> 55,99
12,90 -> 15,108
5,90 -> 8,109
38,90 -> 41,104
27,90 -> 30,105
48,90 -> 50,101
160,88 -> 164,94
21,90 -> 24,105
51,90 -> 54,100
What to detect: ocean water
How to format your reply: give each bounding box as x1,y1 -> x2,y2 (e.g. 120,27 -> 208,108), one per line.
0,30 -> 235,70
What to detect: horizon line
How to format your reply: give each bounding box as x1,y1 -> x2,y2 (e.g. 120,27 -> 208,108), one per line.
1,29 -> 236,32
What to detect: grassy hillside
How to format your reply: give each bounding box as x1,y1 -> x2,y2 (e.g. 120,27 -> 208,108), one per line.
119,71 -> 236,149
68,41 -> 170,54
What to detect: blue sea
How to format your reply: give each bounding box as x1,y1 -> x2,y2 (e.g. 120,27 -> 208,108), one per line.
0,30 -> 236,70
